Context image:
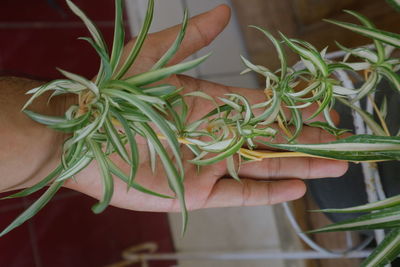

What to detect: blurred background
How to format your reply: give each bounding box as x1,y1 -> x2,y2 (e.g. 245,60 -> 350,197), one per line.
1,0 -> 400,266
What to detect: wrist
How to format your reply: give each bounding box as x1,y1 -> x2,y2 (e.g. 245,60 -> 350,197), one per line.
0,77 -> 77,193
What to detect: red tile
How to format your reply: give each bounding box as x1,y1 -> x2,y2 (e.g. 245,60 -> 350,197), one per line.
0,192 -> 25,213
1,0 -> 115,22
30,193 -> 176,267
23,187 -> 80,204
0,209 -> 37,267
0,27 -> 114,80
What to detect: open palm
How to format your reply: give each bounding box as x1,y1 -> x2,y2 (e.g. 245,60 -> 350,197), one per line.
65,5 -> 348,213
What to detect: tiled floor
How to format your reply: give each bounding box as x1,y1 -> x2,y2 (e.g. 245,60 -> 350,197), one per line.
0,1 -> 175,266
0,189 -> 175,267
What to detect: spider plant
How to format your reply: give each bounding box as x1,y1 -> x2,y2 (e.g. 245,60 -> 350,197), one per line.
2,0 -> 400,266
240,4 -> 400,267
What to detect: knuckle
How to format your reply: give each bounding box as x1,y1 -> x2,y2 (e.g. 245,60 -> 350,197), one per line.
192,20 -> 210,47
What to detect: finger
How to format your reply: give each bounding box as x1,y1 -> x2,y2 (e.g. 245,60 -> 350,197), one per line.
148,4 -> 231,65
204,179 -> 306,208
238,157 -> 348,180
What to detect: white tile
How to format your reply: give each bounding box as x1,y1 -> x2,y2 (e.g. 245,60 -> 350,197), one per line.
168,206 -> 285,267
150,0 -> 185,33
126,0 -> 185,34
200,73 -> 259,89
169,206 -> 282,250
185,0 -> 248,76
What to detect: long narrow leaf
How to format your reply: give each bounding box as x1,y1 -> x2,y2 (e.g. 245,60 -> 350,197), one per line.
361,229 -> 400,267
87,139 -> 114,214
250,25 -> 287,78
136,123 -> 188,234
1,164 -> 63,200
325,19 -> 400,48
309,206 -> 400,233
318,195 -> 400,213
23,110 -> 66,126
110,0 -> 125,73
151,9 -> 189,70
125,54 -> 210,87
114,0 -> 154,79
111,108 -> 139,188
104,116 -> 130,163
191,138 -> 245,166
106,158 -> 172,198
66,0 -> 108,53
0,181 -> 64,237
103,89 -> 184,177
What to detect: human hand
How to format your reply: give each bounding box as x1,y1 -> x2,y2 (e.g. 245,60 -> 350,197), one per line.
63,5 -> 348,212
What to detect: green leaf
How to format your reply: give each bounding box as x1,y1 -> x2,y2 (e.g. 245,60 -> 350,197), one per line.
0,181 -> 64,237
378,65 -> 400,93
240,56 -> 279,81
332,85 -> 358,96
23,110 -> 66,126
309,206 -> 400,233
56,154 -> 92,182
1,164 -> 63,200
200,138 -> 236,153
110,108 -> 139,188
125,54 -> 210,87
325,19 -> 400,49
343,10 -> 385,62
66,0 -> 108,53
250,26 -> 287,79
103,89 -> 184,177
351,71 -> 379,103
79,37 -> 112,85
338,98 -> 387,136
106,158 -> 172,198
142,84 -> 177,96
136,122 -> 188,234
104,116 -> 130,163
306,82 -> 333,121
87,139 -> 114,214
306,121 -> 350,136
280,33 -> 328,76
190,138 -> 245,166
114,0 -> 154,79
288,81 -> 321,98
110,0 -> 125,73
227,156 -> 241,182
147,138 -> 157,173
226,93 -> 253,124
386,0 -> 400,11
317,195 -> 400,213
50,109 -> 92,133
361,228 -> 400,267
151,9 -> 189,70
57,68 -> 99,99
283,96 -> 303,141
23,80 -> 84,110
262,134 -> 400,162
251,91 -> 281,124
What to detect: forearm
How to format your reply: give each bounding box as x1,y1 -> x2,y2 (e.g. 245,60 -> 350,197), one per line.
0,76 -> 72,193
